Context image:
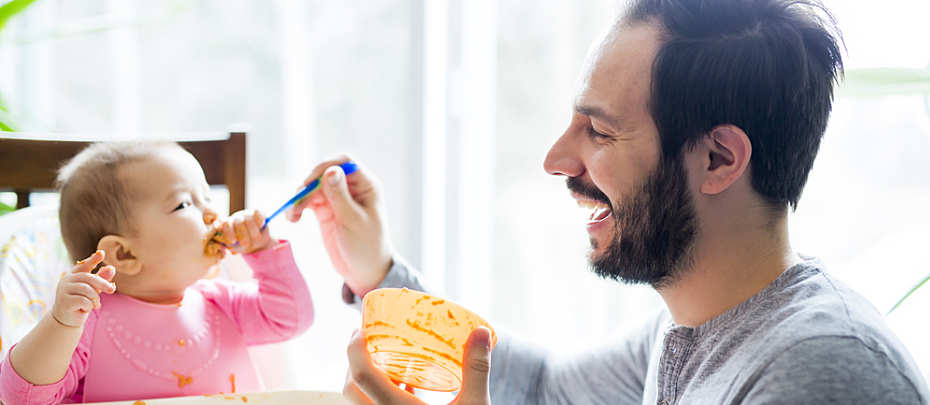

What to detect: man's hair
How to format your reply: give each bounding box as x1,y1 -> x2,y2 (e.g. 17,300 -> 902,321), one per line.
622,0 -> 844,210
56,142 -> 186,263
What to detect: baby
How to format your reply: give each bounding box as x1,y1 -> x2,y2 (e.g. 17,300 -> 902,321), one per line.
0,142 -> 314,404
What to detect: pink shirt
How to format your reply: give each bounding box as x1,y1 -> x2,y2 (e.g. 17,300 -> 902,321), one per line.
0,241 -> 313,405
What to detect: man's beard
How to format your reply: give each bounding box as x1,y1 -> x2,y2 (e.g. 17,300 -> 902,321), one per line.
568,154 -> 698,288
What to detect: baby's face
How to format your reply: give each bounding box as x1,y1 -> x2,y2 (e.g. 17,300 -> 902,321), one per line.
121,149 -> 220,295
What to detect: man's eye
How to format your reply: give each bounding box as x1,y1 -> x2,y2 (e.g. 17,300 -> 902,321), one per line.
588,127 -> 611,141
174,202 -> 192,211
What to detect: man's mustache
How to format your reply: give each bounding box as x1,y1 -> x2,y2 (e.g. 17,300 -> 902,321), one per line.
566,176 -> 611,206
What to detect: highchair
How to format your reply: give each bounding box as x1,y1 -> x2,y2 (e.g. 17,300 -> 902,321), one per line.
0,132 -> 343,405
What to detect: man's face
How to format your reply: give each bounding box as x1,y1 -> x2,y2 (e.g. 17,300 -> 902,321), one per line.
543,23 -> 698,288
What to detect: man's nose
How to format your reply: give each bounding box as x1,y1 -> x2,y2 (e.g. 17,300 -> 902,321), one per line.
544,127 -> 584,178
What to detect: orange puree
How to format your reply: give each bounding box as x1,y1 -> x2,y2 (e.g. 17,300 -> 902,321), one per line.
362,288 -> 496,392
172,371 -> 193,388
204,224 -> 231,258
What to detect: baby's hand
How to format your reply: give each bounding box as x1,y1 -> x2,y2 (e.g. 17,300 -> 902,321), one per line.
217,209 -> 275,255
52,251 -> 117,328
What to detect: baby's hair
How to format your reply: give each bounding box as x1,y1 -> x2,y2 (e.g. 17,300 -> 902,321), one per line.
56,141 -> 187,263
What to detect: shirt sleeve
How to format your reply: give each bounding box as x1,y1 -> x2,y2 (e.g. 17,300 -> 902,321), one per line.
195,240 -> 314,346
341,256 -> 656,405
488,312 -> 662,405
740,336 -> 926,405
341,255 -> 431,310
0,312 -> 97,405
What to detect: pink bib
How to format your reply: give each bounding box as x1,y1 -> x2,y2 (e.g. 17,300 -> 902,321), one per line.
82,291 -> 262,402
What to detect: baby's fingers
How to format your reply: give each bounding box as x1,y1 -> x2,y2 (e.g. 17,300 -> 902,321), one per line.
61,281 -> 104,311
72,250 -> 105,274
96,266 -> 117,285
233,217 -> 252,247
220,221 -> 238,245
71,271 -> 117,295
245,210 -> 266,241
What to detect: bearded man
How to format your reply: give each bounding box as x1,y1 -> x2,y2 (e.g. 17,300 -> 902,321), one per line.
291,0 -> 930,403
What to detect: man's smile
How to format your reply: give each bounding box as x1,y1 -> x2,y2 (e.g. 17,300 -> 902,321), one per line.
575,198 -> 612,224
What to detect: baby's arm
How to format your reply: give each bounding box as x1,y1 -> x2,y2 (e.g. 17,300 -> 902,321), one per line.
5,251 -> 115,385
198,238 -> 313,345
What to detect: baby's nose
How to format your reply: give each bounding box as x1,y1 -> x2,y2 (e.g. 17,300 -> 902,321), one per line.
203,210 -> 218,225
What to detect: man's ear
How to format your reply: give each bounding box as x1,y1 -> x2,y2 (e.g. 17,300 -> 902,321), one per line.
699,124 -> 752,195
97,235 -> 142,276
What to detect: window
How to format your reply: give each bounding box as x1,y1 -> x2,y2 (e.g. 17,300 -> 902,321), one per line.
2,0 -> 928,395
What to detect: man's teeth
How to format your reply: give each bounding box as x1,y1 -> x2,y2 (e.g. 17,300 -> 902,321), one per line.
577,200 -> 611,222
577,200 -> 610,210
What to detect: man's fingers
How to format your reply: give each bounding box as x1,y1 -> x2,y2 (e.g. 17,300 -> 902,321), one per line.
343,375 -> 377,405
322,165 -> 365,225
346,329 -> 422,405
311,201 -> 336,224
456,326 -> 493,403
304,154 -> 354,187
73,250 -> 105,273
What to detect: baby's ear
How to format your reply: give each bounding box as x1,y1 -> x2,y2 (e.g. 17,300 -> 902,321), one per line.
98,235 -> 142,276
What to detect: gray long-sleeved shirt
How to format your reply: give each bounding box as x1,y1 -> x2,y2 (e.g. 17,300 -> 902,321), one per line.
346,256 -> 930,404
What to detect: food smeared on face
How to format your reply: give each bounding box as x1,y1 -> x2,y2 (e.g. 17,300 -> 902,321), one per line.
203,222 -> 231,259
203,211 -> 219,225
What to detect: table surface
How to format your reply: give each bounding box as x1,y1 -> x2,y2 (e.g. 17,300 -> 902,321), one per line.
84,390 -> 346,405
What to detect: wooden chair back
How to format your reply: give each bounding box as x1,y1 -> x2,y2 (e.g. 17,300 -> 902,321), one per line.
0,132 -> 246,213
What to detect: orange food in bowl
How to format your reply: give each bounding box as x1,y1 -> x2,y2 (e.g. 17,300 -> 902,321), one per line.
362,288 -> 496,392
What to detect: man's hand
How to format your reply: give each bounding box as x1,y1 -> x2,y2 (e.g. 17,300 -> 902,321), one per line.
287,155 -> 394,298
52,250 -> 117,327
343,327 -> 493,405
215,210 -> 276,254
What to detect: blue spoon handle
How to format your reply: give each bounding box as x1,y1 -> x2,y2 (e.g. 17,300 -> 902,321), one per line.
261,161 -> 358,229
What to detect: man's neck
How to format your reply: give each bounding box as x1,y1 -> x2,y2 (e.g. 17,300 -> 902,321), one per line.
657,210 -> 803,328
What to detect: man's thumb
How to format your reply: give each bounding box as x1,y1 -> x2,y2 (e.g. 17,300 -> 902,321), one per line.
457,326 -> 492,403
322,165 -> 361,222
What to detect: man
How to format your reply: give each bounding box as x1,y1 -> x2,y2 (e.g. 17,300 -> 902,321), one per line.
289,0 -> 930,403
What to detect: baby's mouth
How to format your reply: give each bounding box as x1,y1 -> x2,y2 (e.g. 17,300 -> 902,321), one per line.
203,224 -> 230,258
577,200 -> 612,224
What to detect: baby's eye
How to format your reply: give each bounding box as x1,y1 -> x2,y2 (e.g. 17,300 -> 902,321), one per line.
173,201 -> 192,211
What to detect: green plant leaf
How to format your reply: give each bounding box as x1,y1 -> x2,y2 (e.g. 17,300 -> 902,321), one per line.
0,99 -> 20,131
0,201 -> 15,216
0,0 -> 41,33
885,272 -> 930,317
839,68 -> 930,98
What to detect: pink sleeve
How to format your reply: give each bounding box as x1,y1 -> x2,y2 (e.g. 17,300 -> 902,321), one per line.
0,312 -> 96,405
195,240 -> 314,345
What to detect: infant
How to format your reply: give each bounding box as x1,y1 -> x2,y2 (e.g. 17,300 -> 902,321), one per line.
0,142 -> 314,404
